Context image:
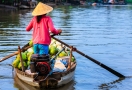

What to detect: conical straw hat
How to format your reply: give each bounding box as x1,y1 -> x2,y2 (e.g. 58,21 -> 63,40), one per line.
32,2 -> 53,16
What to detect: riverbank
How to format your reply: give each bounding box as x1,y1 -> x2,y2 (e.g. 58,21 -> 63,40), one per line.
0,3 -> 71,10
0,1 -> 87,10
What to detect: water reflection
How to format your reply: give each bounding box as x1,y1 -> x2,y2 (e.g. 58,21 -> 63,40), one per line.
99,78 -> 125,89
0,9 -> 19,28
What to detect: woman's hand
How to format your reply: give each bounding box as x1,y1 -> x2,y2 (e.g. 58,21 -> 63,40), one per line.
58,29 -> 62,34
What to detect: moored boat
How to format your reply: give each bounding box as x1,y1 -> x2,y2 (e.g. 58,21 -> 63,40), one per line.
19,5 -> 35,9
12,37 -> 77,88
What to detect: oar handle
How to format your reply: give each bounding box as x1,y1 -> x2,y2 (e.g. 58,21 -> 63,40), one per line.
52,36 -> 70,48
0,51 -> 18,62
0,34 -> 56,63
52,36 -> 125,78
0,45 -> 32,62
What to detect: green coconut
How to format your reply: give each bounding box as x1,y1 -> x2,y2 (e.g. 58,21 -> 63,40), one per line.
12,59 -> 20,68
58,51 -> 67,57
49,46 -> 58,55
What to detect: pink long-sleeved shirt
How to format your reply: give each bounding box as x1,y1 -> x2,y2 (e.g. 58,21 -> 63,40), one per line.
26,15 -> 59,45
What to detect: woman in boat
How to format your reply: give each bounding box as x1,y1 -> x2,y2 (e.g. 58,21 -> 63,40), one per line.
26,2 -> 62,55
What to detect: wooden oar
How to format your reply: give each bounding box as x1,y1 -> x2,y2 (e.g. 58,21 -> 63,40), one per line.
0,34 -> 56,63
52,36 -> 125,78
0,34 -> 56,62
0,45 -> 32,62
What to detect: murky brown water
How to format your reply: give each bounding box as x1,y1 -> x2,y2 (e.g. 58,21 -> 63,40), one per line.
0,4 -> 132,90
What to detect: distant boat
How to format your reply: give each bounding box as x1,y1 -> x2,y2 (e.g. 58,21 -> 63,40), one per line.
19,0 -> 37,9
91,0 -> 127,6
19,5 -> 35,9
0,4 -> 17,9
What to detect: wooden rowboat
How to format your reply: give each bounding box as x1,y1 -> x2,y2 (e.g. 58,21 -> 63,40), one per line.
13,38 -> 77,89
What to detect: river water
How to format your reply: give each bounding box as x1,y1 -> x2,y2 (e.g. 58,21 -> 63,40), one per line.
0,4 -> 132,90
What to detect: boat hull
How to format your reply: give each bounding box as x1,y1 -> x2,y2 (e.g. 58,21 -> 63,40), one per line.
14,61 -> 76,88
